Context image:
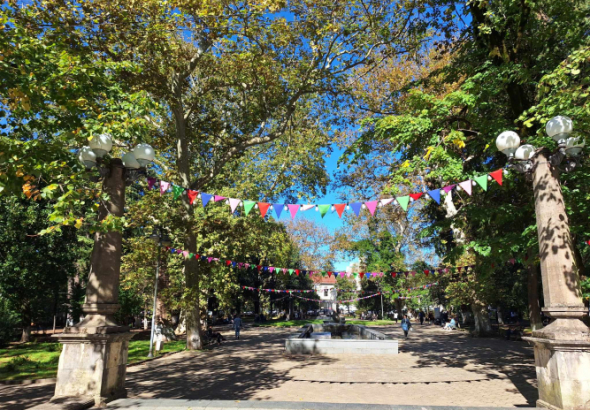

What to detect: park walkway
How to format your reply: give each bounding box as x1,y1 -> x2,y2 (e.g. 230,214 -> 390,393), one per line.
0,323 -> 537,409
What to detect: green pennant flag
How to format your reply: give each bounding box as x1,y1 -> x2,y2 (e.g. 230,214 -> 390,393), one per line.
318,204 -> 331,218
353,273 -> 358,277
321,271 -> 327,277
172,185 -> 184,200
474,175 -> 488,191
396,196 -> 410,211
288,269 -> 294,275
189,253 -> 194,259
243,200 -> 256,216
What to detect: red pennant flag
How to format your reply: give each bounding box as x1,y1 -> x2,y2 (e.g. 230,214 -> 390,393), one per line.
334,204 -> 346,218
187,190 -> 199,205
257,265 -> 262,272
586,240 -> 590,246
226,260 -> 231,266
258,202 -> 271,218
490,169 -> 503,186
195,254 -> 200,259
391,272 -> 397,277
409,193 -> 423,201
295,269 -> 300,276
359,272 -> 365,278
424,270 -> 429,276
327,271 -> 332,277
458,267 -> 462,272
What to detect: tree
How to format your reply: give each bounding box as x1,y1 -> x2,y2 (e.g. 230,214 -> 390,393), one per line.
0,197 -> 90,341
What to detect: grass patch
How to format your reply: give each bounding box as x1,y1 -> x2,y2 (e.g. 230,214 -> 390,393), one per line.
254,319 -> 323,328
0,339 -> 187,381
347,319 -> 397,326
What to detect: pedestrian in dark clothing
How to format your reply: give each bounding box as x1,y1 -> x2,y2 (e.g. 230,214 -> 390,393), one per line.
233,314 -> 243,340
401,314 -> 412,338
419,311 -> 425,325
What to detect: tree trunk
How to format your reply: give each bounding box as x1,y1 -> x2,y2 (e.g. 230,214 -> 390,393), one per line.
287,298 -> 293,321
527,254 -> 543,331
471,303 -> 492,336
21,309 -> 31,343
173,101 -> 202,350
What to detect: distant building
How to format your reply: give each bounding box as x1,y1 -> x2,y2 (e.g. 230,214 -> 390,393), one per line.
312,275 -> 337,311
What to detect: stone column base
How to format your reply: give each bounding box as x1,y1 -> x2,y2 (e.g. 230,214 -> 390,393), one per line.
524,324 -> 590,410
51,331 -> 135,408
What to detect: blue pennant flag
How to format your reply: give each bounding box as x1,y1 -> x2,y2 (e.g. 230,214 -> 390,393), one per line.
428,189 -> 441,204
201,193 -> 213,207
349,202 -> 362,216
273,203 -> 285,219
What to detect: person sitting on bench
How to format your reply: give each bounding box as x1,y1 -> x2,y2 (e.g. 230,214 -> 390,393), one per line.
206,326 -> 225,345
443,317 -> 457,331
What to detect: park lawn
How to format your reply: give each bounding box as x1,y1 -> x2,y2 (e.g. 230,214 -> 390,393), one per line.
347,319 -> 397,326
0,339 -> 187,382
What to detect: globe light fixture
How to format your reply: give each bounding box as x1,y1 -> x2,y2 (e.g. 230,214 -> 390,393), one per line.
565,136 -> 585,157
514,144 -> 536,161
122,152 -> 140,169
545,115 -> 573,145
89,133 -> 113,158
132,143 -> 156,167
495,131 -> 521,157
78,146 -> 98,168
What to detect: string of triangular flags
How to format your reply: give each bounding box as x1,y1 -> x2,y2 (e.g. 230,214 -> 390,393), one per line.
241,282 -> 439,295
165,246 -> 474,279
147,169 -> 504,219
292,293 -> 383,303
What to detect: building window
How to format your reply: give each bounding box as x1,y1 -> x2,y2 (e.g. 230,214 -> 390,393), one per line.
324,289 -> 328,297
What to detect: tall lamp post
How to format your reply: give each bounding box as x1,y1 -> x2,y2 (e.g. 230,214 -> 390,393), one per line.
147,227 -> 171,358
496,116 -> 590,410
51,135 -> 156,408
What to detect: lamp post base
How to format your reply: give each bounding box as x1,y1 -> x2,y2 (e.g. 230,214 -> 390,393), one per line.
50,331 -> 135,408
524,318 -> 590,410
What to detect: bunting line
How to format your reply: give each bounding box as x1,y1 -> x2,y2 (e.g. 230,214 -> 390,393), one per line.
240,282 -> 439,295
146,169 -> 505,220
164,246 -> 476,279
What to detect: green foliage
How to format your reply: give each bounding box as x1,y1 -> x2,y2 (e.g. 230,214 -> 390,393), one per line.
0,299 -> 19,347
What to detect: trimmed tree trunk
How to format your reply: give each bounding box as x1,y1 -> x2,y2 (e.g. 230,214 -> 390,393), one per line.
21,308 -> 31,343
471,302 -> 492,336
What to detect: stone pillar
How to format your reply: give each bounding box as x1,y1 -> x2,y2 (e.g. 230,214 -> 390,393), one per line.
523,152 -> 590,410
51,159 -> 134,408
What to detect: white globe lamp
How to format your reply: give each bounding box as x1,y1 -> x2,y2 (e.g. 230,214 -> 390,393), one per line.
546,115 -> 573,144
132,144 -> 155,167
122,152 -> 141,169
565,136 -> 585,157
78,146 -> 97,168
89,133 -> 113,158
514,144 -> 536,161
496,131 -> 521,157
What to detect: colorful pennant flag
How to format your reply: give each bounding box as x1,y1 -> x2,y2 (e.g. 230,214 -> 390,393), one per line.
318,204 -> 331,218
428,189 -> 441,204
243,200 -> 256,215
172,185 -> 184,200
160,181 -> 170,195
490,169 -> 503,186
258,202 -> 271,218
397,196 -> 410,211
458,180 -> 473,195
187,190 -> 199,205
334,204 -> 346,218
365,200 -> 378,216
229,198 -> 241,213
349,202 -> 362,216
201,193 -> 213,207
288,204 -> 299,219
273,204 -> 284,219
474,175 -> 488,191
147,177 -> 157,190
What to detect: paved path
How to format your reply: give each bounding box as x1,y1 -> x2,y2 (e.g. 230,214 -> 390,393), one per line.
0,323 -> 537,409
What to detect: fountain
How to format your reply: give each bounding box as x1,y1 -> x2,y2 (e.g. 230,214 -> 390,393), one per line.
285,321 -> 398,355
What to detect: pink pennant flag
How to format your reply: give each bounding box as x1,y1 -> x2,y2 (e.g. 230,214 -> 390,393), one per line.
288,204 -> 299,219
365,200 -> 378,216
282,268 -> 287,274
160,181 -> 170,195
442,184 -> 455,194
214,195 -> 226,202
207,257 -> 213,263
458,180 -> 472,195
269,267 -> 275,273
182,251 -> 189,258
245,263 -> 250,269
229,198 -> 241,213
380,198 -> 394,207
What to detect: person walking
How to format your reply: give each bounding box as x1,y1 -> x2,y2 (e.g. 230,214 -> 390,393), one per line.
233,314 -> 243,340
401,314 -> 412,338
393,311 -> 398,323
419,311 -> 425,325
